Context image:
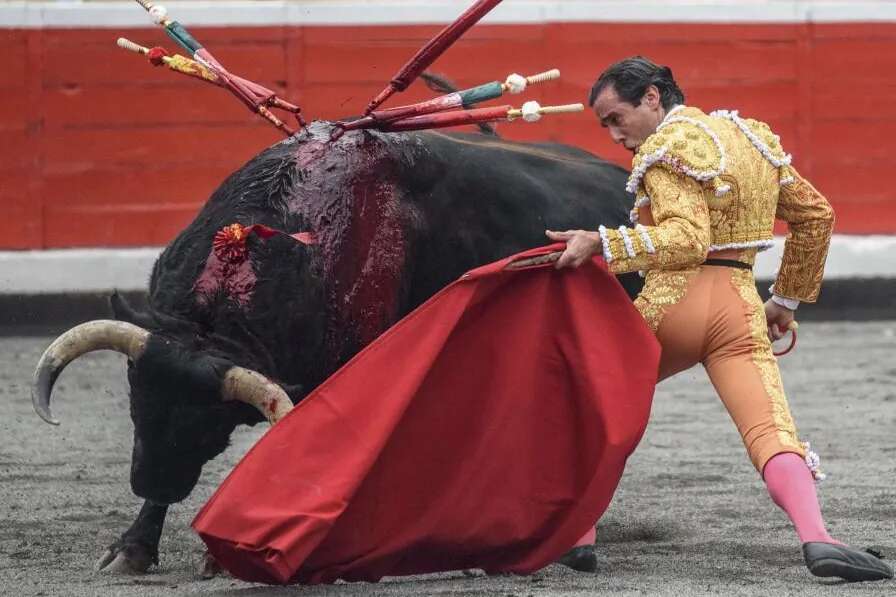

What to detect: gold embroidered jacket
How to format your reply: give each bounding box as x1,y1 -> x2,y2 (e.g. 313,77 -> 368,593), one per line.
599,106 -> 835,302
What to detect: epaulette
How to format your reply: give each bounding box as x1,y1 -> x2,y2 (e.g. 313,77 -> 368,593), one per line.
626,111 -> 730,197
711,110 -> 795,186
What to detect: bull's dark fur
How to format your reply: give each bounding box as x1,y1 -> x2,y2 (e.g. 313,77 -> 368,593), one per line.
104,122 -> 641,572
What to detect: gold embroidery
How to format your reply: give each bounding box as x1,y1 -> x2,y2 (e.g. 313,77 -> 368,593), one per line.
634,269 -> 697,333
615,107 -> 833,303
726,113 -> 792,168
730,269 -> 804,454
705,115 -> 779,248
773,170 -> 835,302
632,116 -> 725,189
605,168 -> 710,274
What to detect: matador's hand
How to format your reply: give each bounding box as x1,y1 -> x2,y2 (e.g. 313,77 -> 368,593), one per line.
764,298 -> 796,343
545,230 -> 602,269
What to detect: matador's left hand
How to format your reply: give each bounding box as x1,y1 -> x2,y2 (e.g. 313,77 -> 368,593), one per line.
545,230 -> 602,269
764,298 -> 797,343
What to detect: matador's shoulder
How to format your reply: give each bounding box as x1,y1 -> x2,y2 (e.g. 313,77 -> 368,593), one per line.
710,109 -> 795,184
626,106 -> 730,197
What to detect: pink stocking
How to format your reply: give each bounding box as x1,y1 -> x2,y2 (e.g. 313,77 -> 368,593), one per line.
762,452 -> 841,545
574,525 -> 596,547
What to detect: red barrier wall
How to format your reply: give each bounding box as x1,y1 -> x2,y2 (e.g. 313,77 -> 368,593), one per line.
2,22 -> 894,248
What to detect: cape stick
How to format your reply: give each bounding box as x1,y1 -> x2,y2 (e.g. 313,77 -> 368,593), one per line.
128,2 -> 305,133
364,0 -> 504,114
340,69 -> 561,133
380,101 -> 583,133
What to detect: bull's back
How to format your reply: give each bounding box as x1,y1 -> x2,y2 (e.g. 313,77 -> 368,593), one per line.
394,130 -> 639,302
146,126 -> 641,378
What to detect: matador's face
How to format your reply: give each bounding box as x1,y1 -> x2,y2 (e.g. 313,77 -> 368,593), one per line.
593,84 -> 666,153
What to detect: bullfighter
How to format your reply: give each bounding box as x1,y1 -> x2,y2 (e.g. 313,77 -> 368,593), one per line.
548,56 -> 893,583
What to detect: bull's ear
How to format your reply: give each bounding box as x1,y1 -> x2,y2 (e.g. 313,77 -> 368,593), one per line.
109,291 -> 157,328
420,71 -> 458,95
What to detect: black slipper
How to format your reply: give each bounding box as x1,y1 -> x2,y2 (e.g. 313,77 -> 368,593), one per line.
803,542 -> 894,582
557,545 -> 598,573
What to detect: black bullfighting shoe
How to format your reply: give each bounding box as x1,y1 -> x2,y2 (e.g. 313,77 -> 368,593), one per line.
557,545 -> 598,573
802,542 -> 894,582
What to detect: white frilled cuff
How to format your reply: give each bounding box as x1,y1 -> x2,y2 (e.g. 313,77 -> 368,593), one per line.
597,225 -> 613,263
771,293 -> 800,311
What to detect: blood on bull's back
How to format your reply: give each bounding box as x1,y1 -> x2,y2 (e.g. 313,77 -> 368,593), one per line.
149,122 -> 641,388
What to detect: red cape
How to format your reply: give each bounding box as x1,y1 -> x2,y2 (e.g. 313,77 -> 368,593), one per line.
192,245 -> 660,585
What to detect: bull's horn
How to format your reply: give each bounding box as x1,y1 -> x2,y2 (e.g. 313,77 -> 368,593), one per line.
221,367 -> 294,424
32,320 -> 150,425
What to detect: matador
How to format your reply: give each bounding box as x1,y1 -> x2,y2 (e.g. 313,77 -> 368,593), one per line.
548,57 -> 893,583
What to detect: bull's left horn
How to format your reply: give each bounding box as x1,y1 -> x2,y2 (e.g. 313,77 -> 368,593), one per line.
32,320 -> 150,425
221,367 -> 294,424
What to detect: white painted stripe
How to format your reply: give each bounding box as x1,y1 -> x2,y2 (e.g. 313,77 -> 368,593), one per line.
1,1 -> 895,29
754,235 -> 896,280
0,248 -> 160,294
0,235 -> 893,294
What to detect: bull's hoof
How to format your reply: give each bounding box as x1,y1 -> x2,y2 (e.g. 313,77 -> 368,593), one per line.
197,551 -> 227,580
94,544 -> 155,575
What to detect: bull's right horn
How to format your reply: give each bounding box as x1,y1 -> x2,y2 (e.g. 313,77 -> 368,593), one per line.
220,367 -> 294,424
32,320 -> 150,425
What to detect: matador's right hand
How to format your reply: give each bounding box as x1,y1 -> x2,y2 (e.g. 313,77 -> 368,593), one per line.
545,229 -> 602,269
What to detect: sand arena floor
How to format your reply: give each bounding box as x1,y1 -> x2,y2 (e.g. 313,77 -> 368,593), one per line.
1,321 -> 894,596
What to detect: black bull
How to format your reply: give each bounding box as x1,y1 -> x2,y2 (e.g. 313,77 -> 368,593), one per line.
33,122 -> 642,573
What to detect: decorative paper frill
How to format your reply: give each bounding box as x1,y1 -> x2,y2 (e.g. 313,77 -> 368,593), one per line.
213,223 -> 315,264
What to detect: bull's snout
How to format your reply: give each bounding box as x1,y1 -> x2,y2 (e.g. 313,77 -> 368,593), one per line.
130,463 -> 202,505
130,439 -> 203,505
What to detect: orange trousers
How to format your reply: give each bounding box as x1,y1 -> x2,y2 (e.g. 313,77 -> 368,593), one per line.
636,260 -> 806,472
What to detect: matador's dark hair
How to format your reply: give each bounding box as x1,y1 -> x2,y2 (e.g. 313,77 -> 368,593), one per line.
588,56 -> 685,110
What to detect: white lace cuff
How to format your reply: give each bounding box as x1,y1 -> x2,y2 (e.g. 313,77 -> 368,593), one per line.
771,293 -> 800,311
